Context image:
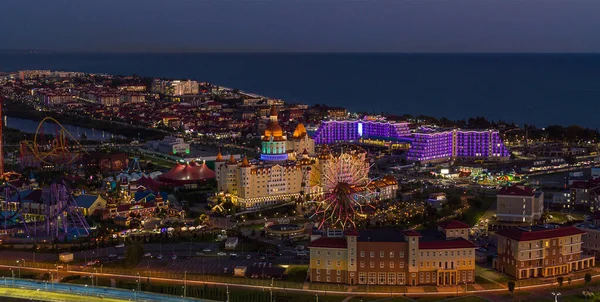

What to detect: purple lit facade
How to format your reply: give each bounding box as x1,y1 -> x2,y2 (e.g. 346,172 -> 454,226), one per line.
313,120 -> 411,144
406,129 -> 510,163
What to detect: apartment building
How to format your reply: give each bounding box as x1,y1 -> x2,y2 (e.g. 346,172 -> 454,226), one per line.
308,220 -> 477,286
578,212 -> 600,258
494,226 -> 595,279
496,185 -> 544,223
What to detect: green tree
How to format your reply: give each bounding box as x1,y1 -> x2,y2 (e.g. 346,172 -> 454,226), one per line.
585,273 -> 592,288
507,281 -> 515,296
557,276 -> 564,287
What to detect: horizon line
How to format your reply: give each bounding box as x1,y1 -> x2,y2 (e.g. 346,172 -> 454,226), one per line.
2,49 -> 600,55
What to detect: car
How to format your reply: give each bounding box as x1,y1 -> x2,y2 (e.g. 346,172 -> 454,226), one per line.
195,252 -> 205,256
144,253 -> 152,257
172,254 -> 177,260
229,253 -> 238,257
157,254 -> 163,260
109,254 -> 117,258
246,255 -> 252,260
260,255 -> 266,260
117,255 -> 125,260
202,248 -> 212,252
217,252 -> 227,256
115,243 -> 125,248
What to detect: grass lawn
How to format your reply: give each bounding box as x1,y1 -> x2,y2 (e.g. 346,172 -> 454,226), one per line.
285,265 -> 308,283
475,265 -> 511,285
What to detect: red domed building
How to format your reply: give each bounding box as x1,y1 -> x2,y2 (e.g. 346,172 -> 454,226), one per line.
158,161 -> 216,188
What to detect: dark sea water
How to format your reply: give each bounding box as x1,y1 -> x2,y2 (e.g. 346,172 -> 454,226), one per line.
1,53 -> 600,128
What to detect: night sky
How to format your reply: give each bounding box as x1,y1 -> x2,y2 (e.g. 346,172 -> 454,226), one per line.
2,0 -> 600,53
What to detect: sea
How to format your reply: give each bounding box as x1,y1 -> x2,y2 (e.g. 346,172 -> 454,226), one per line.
1,53 -> 600,129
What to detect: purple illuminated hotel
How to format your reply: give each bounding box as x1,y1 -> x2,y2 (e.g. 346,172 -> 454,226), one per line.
313,120 -> 411,144
406,128 -> 510,163
313,120 -> 510,163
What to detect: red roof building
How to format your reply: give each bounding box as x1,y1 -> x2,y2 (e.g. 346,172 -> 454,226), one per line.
495,226 -> 595,280
158,161 -> 216,186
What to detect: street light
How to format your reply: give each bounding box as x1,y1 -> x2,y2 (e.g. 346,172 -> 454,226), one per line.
552,292 -> 561,302
184,271 -> 187,298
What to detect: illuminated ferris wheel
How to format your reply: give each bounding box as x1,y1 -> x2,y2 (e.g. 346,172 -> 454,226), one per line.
310,145 -> 376,230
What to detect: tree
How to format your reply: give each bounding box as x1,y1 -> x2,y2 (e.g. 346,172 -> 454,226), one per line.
557,276 -> 564,288
507,281 -> 515,296
585,273 -> 592,288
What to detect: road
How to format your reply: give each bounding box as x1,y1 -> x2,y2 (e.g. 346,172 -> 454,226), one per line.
1,264 -> 599,298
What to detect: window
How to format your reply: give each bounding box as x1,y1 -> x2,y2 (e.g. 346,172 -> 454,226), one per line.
337,270 -> 341,276
370,261 -> 374,268
419,273 -> 424,283
378,273 -> 386,284
316,276 -> 320,282
400,262 -> 404,268
350,259 -> 355,266
360,261 -> 364,268
400,251 -> 404,258
326,260 -> 331,267
360,251 -> 365,257
327,269 -> 331,275
337,251 -> 341,256
388,273 -> 396,285
389,251 -> 394,258
390,262 -> 395,268
326,276 -> 331,282
397,273 -> 406,285
337,260 -> 341,267
317,251 -> 321,256
380,261 -> 384,268
359,272 -> 367,284
336,277 -> 341,282
316,269 -> 320,275
412,260 -> 416,267
368,273 -> 376,284
327,251 -> 331,256
370,251 -> 375,258
380,251 -> 385,258
317,260 -> 321,265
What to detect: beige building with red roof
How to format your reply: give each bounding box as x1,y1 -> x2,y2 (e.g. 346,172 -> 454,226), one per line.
494,226 -> 595,279
496,185 -> 544,223
308,221 -> 477,286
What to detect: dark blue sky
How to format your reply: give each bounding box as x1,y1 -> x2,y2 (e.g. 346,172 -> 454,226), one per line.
2,0 -> 600,53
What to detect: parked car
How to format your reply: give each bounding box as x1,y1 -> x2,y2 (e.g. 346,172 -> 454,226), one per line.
217,252 -> 227,256
202,248 -> 212,252
143,253 -> 152,257
115,243 -> 125,248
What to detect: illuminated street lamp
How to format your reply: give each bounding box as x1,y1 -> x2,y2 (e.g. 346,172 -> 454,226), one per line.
551,292 -> 561,302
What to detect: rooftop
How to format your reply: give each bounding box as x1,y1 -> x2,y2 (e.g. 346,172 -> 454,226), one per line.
307,237 -> 347,249
496,226 -> 586,241
358,229 -> 406,242
498,185 -> 536,197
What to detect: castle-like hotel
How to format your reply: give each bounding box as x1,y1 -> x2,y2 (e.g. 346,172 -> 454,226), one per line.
214,106 -> 398,210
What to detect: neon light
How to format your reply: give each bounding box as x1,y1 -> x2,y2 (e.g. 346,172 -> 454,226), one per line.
358,122 -> 363,137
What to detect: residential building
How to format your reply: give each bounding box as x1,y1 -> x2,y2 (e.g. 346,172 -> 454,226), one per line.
494,226 -> 595,279
496,185 -> 544,223
308,221 -> 477,286
578,212 -> 600,258
74,194 -> 107,216
570,179 -> 600,211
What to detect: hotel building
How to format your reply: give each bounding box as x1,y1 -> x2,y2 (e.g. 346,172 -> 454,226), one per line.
406,128 -> 510,163
215,106 -> 397,210
313,120 -> 509,163
494,226 -> 595,279
308,220 -> 477,286
496,185 -> 544,223
313,119 -> 411,148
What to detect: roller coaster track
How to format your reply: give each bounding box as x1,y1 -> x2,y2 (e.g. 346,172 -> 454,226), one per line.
20,117 -> 89,166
